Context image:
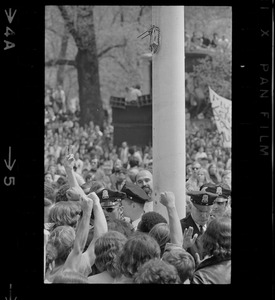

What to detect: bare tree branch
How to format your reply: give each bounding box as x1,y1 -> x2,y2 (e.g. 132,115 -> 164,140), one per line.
103,54 -> 129,74
57,5 -> 82,48
97,39 -> 127,58
45,59 -> 76,67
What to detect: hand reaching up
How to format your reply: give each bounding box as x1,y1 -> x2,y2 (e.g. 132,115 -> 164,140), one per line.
80,194 -> 94,214
87,192 -> 100,206
160,191 -> 176,208
66,186 -> 83,201
63,146 -> 75,171
182,226 -> 198,249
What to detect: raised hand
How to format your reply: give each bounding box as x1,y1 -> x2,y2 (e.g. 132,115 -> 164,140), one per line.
182,226 -> 198,249
80,194 -> 94,213
87,192 -> 100,206
66,186 -> 82,201
194,252 -> 202,266
160,191 -> 176,208
63,145 -> 75,170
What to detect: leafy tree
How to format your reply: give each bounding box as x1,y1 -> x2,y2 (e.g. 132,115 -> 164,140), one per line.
191,50 -> 232,101
45,6 -> 151,127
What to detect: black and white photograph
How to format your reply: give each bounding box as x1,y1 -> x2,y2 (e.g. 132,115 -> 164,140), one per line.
1,3 -> 273,298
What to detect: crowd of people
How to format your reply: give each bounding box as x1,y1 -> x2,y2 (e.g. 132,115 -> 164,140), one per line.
44,95 -> 232,284
185,31 -> 231,53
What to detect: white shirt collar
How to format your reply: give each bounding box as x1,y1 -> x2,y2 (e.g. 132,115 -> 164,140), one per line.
131,217 -> 142,231
194,222 -> 206,232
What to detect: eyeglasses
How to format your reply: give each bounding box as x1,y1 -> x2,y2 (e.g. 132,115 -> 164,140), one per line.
192,167 -> 200,170
104,207 -> 117,213
215,201 -> 227,206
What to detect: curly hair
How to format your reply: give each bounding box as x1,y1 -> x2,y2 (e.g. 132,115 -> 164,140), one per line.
46,225 -> 75,266
148,223 -> 170,256
55,183 -> 70,203
162,247 -> 195,283
48,201 -> 81,228
118,232 -> 161,278
107,219 -> 133,238
137,211 -> 167,233
133,258 -> 181,284
94,231 -> 127,278
200,216 -> 231,259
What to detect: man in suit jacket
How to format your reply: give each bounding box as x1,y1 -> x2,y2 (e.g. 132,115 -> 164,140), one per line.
180,183 -> 218,264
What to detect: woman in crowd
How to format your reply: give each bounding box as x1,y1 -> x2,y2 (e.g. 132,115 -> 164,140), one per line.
88,231 -> 127,283
133,258 -> 181,284
191,216 -> 231,284
207,163 -> 222,184
197,168 -> 212,188
116,232 -> 161,283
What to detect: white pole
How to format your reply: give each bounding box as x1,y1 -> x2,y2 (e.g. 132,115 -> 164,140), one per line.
152,6 -> 186,220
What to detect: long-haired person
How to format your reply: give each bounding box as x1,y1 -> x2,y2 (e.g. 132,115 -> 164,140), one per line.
191,216 -> 231,284
116,232 -> 161,283
88,231 -> 127,283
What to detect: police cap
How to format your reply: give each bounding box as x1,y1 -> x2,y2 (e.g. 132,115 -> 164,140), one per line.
121,181 -> 150,204
96,189 -> 126,208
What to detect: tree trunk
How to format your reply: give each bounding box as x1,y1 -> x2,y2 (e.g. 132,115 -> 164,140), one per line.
76,48 -> 103,128
56,30 -> 69,85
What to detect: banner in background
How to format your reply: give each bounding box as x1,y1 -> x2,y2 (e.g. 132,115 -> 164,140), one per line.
209,87 -> 232,148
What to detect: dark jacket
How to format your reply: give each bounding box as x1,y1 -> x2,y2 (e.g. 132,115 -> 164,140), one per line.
191,256 -> 231,284
180,214 -> 204,261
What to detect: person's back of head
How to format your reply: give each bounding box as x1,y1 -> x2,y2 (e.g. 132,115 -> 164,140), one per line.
201,216 -> 231,260
88,180 -> 106,194
137,212 -> 167,233
46,225 -> 75,267
52,270 -> 89,284
148,223 -> 170,256
94,231 -> 127,278
162,247 -> 195,283
118,232 -> 161,278
107,219 -> 134,238
128,147 -> 135,156
55,183 -> 70,203
133,258 -> 181,284
48,201 -> 81,228
128,156 -> 139,168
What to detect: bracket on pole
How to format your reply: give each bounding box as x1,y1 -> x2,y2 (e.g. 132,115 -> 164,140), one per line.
138,25 -> 160,56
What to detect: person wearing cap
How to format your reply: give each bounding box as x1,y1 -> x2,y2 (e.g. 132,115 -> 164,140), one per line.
211,183 -> 231,219
180,183 -> 217,262
96,188 -> 126,222
121,181 -> 150,230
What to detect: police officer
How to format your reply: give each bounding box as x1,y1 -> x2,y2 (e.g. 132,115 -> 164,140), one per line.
180,183 -> 218,263
121,181 -> 150,230
96,189 -> 126,222
211,183 -> 231,219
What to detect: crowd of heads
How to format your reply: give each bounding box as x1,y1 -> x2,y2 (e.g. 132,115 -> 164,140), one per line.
185,31 -> 231,53
44,91 -> 231,284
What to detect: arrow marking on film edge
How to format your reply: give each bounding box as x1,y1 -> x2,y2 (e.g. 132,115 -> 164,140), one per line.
5,8 -> 17,24
4,147 -> 16,171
